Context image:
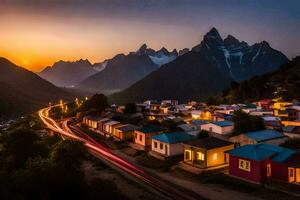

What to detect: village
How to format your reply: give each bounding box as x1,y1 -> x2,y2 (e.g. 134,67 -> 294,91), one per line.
78,98 -> 300,196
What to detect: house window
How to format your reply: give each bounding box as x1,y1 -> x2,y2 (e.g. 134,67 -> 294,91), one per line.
139,135 -> 142,141
197,152 -> 204,161
209,127 -> 213,132
267,163 -> 271,177
135,133 -> 137,139
213,153 -> 218,160
288,167 -> 295,183
239,159 -> 251,172
154,142 -> 157,148
160,143 -> 163,149
185,150 -> 191,161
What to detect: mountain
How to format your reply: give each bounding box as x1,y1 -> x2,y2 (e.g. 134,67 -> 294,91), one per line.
76,44 -> 178,94
192,27 -> 289,81
109,28 -> 289,104
0,57 -> 73,119
39,59 -> 97,87
223,56 -> 300,103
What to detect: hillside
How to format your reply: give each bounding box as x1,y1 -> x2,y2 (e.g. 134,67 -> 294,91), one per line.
223,56 -> 300,103
39,59 -> 97,87
0,57 -> 73,119
109,51 -> 232,104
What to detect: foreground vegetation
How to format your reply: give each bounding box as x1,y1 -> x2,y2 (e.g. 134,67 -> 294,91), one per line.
0,116 -> 126,200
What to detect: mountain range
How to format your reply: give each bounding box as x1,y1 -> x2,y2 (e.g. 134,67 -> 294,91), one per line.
39,59 -> 98,87
109,28 -> 289,104
0,58 -> 73,119
76,44 -> 178,94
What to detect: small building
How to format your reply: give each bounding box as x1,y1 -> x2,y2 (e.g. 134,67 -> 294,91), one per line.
103,120 -> 121,135
97,118 -> 110,132
201,120 -> 234,135
257,99 -> 274,110
191,110 -> 212,121
273,102 -> 292,117
150,132 -> 196,159
286,106 -> 300,121
229,129 -> 288,146
180,137 -> 234,173
227,144 -> 296,184
114,124 -> 139,141
282,126 -> 300,139
133,125 -> 166,150
83,116 -> 102,129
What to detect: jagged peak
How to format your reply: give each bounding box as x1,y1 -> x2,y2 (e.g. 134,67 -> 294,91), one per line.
224,34 -> 240,46
204,27 -> 222,40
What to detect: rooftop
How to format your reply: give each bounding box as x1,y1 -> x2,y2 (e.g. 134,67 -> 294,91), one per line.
227,144 -> 295,161
211,120 -> 233,127
245,129 -> 284,142
183,137 -> 233,150
138,125 -> 166,134
152,132 -> 195,144
116,124 -> 139,132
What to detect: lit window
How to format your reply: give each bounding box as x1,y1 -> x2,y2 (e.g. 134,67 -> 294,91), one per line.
267,163 -> 271,177
239,159 -> 251,172
185,150 -> 191,161
213,153 -> 218,160
197,152 -> 204,161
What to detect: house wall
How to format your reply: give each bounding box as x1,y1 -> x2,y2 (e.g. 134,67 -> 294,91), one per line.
229,155 -> 265,183
271,162 -> 289,182
206,145 -> 234,168
152,140 -> 169,155
229,134 -> 256,146
283,132 -> 300,139
183,145 -> 207,168
115,130 -> 134,141
201,124 -> 233,135
261,137 -> 288,146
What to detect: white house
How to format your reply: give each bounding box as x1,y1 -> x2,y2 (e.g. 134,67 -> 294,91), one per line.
103,120 -> 120,135
150,132 -> 195,159
201,120 -> 234,135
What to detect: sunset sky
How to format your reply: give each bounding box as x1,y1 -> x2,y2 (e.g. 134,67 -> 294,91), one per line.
0,0 -> 299,72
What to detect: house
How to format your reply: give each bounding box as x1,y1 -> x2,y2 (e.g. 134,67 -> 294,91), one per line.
273,101 -> 292,117
201,121 -> 234,135
212,112 -> 233,122
103,120 -> 121,135
282,126 -> 300,139
180,137 -> 234,174
270,152 -> 300,187
82,116 -> 102,129
133,125 -> 166,150
191,110 -> 212,120
286,106 -> 300,121
149,132 -> 196,159
177,123 -> 200,136
262,116 -> 282,130
257,99 -> 274,110
114,124 -> 139,141
227,144 -> 296,184
97,118 -> 110,132
229,129 -> 288,146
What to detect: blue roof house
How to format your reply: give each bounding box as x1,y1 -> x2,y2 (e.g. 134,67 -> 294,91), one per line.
230,129 -> 288,146
150,132 -> 196,158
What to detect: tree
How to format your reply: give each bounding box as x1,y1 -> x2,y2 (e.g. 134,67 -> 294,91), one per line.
197,130 -> 209,139
232,110 -> 264,134
80,94 -> 109,114
124,103 -> 137,114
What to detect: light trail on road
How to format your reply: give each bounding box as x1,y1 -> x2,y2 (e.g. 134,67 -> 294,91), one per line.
39,107 -> 200,200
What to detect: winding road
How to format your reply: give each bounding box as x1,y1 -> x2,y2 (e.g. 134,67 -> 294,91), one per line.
38,107 -> 202,200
